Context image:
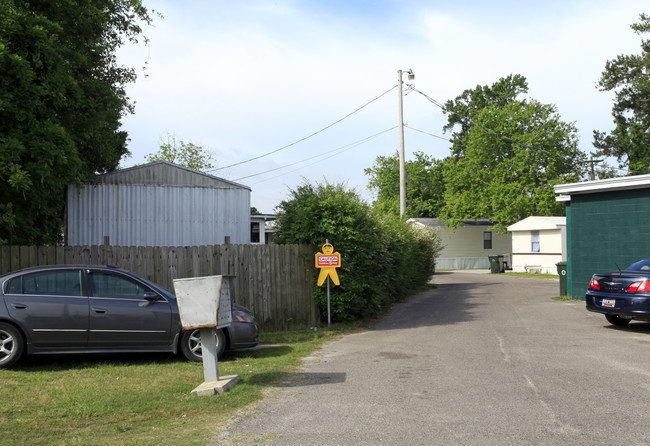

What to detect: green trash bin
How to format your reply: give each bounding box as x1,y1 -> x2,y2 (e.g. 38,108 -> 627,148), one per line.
556,261 -> 568,295
488,255 -> 500,274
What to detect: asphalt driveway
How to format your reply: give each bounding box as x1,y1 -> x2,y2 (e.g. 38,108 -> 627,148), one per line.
216,271 -> 650,445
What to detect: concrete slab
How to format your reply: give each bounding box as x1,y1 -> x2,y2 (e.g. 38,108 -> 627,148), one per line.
191,375 -> 240,397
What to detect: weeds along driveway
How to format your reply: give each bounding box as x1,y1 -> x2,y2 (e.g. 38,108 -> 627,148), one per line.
217,271 -> 650,446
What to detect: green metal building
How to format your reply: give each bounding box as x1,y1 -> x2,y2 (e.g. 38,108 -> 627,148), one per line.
554,174 -> 650,300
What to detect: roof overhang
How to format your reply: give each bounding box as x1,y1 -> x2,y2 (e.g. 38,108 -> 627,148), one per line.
251,214 -> 276,221
554,174 -> 650,202
507,216 -> 565,232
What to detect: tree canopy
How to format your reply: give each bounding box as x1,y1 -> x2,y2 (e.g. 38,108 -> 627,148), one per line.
593,13 -> 650,174
443,74 -> 529,158
0,0 -> 152,244
365,75 -> 585,231
145,133 -> 216,171
440,97 -> 584,231
365,151 -> 446,218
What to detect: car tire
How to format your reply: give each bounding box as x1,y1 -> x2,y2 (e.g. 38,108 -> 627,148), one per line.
605,314 -> 631,326
180,328 -> 226,362
0,322 -> 24,368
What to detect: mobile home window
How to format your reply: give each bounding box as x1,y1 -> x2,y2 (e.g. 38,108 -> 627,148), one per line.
483,231 -> 492,249
531,231 -> 540,253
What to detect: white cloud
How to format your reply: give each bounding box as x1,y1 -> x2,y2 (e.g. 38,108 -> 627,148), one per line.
118,0 -> 650,212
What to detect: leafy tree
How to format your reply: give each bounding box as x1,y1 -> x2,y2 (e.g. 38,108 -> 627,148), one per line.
145,133 -> 215,171
440,96 -> 585,231
275,180 -> 440,322
365,151 -> 446,218
443,74 -> 529,158
0,0 -> 152,244
593,13 -> 650,174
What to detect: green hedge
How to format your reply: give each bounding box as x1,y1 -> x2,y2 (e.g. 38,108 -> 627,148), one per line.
274,181 -> 442,322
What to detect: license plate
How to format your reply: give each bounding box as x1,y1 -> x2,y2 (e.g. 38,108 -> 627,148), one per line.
602,299 -> 616,307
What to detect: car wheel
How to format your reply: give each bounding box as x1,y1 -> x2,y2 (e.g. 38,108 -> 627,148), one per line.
0,322 -> 24,368
180,328 -> 226,362
605,314 -> 631,326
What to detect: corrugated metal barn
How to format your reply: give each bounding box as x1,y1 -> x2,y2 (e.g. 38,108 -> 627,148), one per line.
66,161 -> 252,246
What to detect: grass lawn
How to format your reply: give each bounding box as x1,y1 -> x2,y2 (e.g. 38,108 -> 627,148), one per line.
0,325 -> 356,445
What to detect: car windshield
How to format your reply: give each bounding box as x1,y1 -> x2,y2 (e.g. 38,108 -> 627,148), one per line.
625,259 -> 650,272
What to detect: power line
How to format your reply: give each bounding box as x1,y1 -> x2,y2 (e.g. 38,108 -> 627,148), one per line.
207,86 -> 397,173
410,85 -> 525,145
239,127 -> 397,184
404,124 -> 449,142
237,123 -> 447,183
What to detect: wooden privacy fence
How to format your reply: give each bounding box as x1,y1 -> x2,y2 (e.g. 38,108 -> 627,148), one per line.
0,244 -> 318,332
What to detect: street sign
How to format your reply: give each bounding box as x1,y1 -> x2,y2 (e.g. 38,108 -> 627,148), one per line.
315,242 -> 342,331
315,243 -> 341,286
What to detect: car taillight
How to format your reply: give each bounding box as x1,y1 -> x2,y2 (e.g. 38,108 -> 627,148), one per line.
589,278 -> 600,290
626,281 -> 649,292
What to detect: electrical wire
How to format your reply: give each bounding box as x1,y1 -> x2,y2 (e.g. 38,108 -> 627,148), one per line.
404,124 -> 449,142
237,127 -> 398,184
410,85 -> 642,178
236,123 -> 448,183
206,86 -> 398,173
409,85 -> 522,146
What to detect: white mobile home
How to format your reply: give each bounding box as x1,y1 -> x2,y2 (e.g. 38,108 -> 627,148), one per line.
507,216 -> 566,274
250,214 -> 277,244
409,218 -> 512,270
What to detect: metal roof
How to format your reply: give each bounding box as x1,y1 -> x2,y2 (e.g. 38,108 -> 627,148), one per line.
554,174 -> 650,202
98,161 -> 251,190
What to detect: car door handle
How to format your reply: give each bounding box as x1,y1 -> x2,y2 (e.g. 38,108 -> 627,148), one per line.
91,307 -> 107,314
11,303 -> 27,309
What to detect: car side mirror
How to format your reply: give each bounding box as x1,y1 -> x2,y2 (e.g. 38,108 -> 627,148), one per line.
144,291 -> 162,302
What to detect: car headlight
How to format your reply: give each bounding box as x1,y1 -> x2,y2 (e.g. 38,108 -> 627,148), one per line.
233,309 -> 256,324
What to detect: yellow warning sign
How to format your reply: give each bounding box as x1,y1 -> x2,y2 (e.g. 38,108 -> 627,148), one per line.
315,243 -> 341,286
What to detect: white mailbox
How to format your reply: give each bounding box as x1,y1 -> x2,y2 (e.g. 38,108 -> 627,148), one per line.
173,275 -> 237,393
173,275 -> 232,330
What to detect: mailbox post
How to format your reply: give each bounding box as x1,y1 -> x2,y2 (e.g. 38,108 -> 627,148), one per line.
173,275 -> 238,396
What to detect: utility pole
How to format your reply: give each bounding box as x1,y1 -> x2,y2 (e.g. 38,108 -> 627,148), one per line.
588,154 -> 604,180
397,69 -> 414,217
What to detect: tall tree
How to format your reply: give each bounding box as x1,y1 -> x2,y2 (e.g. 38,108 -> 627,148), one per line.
593,13 -> 650,174
443,74 -> 529,158
0,0 -> 152,244
365,151 -> 446,218
440,96 -> 585,231
145,133 -> 216,171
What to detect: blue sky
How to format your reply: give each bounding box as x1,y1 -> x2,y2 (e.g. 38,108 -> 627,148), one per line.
118,0 -> 648,213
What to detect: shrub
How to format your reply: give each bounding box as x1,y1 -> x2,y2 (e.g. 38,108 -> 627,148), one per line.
275,180 -> 441,322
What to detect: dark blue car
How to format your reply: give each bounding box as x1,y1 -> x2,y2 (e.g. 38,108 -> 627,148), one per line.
586,258 -> 650,326
0,265 -> 258,368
